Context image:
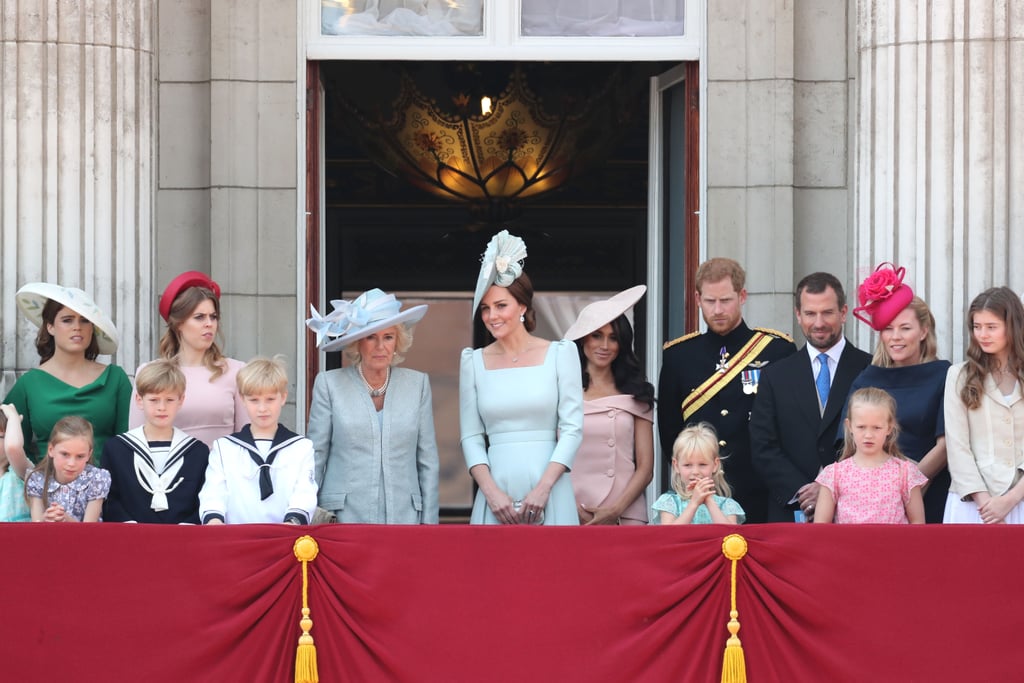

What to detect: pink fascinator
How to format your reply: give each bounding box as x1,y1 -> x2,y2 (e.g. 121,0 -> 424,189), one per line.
852,263 -> 914,331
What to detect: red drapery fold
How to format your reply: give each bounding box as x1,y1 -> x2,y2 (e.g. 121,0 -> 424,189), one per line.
2,524 -> 1020,681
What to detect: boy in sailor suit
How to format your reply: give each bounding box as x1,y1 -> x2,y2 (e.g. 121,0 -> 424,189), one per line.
102,360 -> 210,523
199,357 -> 317,525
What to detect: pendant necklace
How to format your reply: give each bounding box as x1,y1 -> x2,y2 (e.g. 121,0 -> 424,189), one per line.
357,364 -> 390,397
511,343 -> 532,364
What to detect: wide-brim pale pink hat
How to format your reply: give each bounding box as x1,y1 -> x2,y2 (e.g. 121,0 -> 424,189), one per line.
16,282 -> 120,355
563,285 -> 646,341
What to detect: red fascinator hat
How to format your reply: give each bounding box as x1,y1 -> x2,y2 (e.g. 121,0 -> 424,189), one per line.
852,263 -> 914,331
159,271 -> 221,321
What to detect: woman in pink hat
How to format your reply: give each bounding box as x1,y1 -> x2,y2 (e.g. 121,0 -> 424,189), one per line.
128,272 -> 246,447
563,286 -> 654,524
840,264 -> 950,522
4,283 -> 131,463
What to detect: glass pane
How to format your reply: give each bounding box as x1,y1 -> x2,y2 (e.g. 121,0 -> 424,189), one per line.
322,0 -> 485,37
521,0 -> 684,37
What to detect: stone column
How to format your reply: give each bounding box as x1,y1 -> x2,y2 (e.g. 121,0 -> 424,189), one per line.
0,0 -> 154,386
705,0 -> 853,334
855,1 -> 1024,360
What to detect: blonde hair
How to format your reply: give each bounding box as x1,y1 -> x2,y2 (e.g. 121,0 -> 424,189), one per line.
342,324 -> 413,365
28,416 -> 94,508
872,296 -> 939,368
840,387 -> 906,461
236,355 -> 289,396
135,359 -> 186,397
670,422 -> 732,499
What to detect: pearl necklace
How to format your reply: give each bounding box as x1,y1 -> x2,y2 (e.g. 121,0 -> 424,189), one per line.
357,364 -> 390,398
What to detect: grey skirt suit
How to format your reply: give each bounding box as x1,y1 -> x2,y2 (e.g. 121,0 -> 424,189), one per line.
307,365 -> 440,523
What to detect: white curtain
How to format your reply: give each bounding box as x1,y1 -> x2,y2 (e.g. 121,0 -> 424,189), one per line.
321,0 -> 684,37
521,0 -> 684,37
322,0 -> 484,36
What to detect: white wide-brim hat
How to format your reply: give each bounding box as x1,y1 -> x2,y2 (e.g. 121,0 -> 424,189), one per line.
306,288 -> 428,353
563,285 -> 647,341
16,282 -> 120,355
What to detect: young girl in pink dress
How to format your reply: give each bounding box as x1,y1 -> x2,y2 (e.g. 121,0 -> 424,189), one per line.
815,387 -> 926,524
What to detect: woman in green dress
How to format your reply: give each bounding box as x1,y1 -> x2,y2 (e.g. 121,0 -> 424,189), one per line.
3,283 -> 131,463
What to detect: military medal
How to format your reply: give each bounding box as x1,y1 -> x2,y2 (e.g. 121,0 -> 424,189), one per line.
716,346 -> 730,374
741,369 -> 760,394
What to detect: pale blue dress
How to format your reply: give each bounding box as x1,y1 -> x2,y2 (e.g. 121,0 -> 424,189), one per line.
0,470 -> 30,522
460,340 -> 583,525
652,491 -> 746,524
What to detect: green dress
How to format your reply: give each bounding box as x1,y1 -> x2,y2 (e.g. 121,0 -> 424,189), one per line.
3,365 -> 132,464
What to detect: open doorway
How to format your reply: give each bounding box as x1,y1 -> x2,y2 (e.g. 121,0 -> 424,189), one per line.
307,60 -> 696,520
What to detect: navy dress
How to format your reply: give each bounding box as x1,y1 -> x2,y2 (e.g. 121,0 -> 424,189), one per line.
839,360 -> 952,523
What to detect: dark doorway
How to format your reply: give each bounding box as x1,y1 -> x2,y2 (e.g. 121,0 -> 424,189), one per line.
310,60 -> 682,518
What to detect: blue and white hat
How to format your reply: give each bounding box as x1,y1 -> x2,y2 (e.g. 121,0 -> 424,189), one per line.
306,288 -> 428,352
471,229 -> 528,316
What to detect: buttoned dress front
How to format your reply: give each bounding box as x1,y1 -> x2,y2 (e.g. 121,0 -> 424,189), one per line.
571,395 -> 651,524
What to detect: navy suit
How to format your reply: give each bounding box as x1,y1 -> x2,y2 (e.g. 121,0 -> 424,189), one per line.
749,341 -> 871,522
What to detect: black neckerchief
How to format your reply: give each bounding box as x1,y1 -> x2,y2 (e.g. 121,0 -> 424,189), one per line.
224,424 -> 305,500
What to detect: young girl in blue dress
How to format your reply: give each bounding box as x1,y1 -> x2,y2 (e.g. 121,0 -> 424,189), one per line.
0,405 -> 31,521
653,422 -> 744,524
25,416 -> 111,522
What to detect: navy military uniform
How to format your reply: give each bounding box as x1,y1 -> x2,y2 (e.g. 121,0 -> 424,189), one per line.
657,321 -> 796,523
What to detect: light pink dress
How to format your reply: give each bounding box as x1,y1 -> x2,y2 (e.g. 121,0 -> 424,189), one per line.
571,395 -> 652,525
816,456 -> 927,524
128,358 -> 247,448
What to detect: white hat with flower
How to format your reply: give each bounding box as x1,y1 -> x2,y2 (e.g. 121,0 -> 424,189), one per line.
306,288 -> 428,353
471,229 -> 528,316
15,282 -> 120,355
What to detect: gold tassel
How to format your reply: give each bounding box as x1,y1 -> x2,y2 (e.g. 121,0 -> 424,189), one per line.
294,535 -> 320,683
720,534 -> 748,683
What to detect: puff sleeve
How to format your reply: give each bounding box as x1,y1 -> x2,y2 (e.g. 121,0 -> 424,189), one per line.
459,348 -> 490,471
549,340 -> 583,470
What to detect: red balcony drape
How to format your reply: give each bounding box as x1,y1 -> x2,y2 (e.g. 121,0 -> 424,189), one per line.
2,524 -> 1019,681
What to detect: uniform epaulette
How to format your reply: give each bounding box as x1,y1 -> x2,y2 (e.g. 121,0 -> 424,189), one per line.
755,327 -> 794,343
663,330 -> 701,350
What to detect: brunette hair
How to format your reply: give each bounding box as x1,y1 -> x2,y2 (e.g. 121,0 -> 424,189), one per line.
872,296 -> 939,368
134,359 -> 187,397
35,299 -> 100,363
28,416 -> 94,508
670,422 -> 732,499
839,387 -> 906,461
158,285 -> 228,380
695,258 -> 745,294
959,287 -> 1024,409
575,314 -> 654,409
794,272 -> 847,310
480,271 -> 536,329
343,324 -> 414,366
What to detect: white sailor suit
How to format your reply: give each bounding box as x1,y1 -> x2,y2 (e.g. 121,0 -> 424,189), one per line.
199,424 -> 318,525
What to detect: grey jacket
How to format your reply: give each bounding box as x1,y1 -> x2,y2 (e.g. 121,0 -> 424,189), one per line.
307,366 -> 440,523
